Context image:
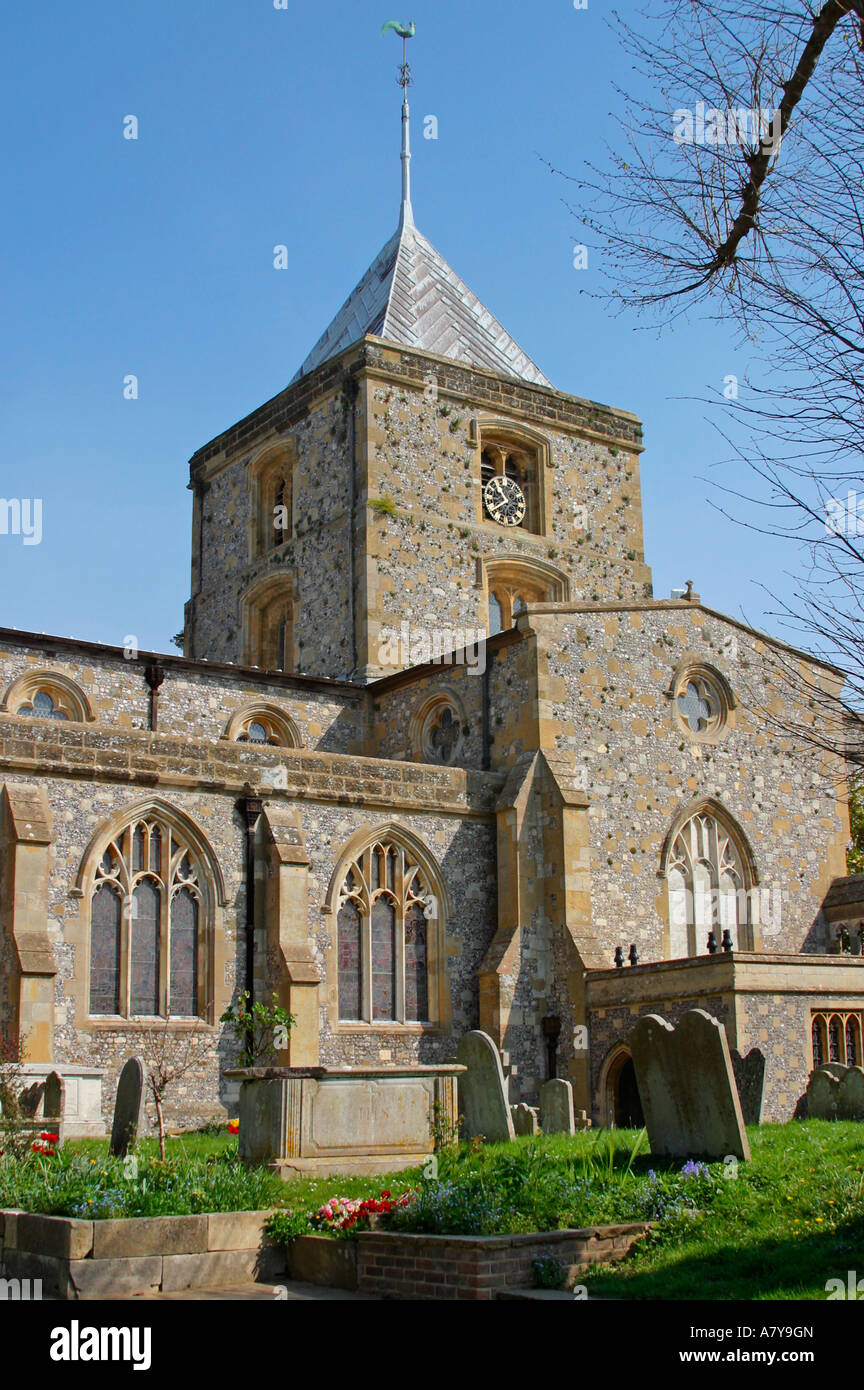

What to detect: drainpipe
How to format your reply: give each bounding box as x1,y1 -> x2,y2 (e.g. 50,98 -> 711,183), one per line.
144,663 -> 165,732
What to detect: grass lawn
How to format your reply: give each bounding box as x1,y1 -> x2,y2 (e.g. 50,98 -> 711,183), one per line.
580,1121 -> 864,1300
3,1121 -> 863,1298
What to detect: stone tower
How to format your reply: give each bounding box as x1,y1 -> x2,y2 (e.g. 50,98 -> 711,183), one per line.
183,85 -> 652,681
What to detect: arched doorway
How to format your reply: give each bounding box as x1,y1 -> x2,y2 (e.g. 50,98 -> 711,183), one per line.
613,1057 -> 645,1128
603,1047 -> 645,1128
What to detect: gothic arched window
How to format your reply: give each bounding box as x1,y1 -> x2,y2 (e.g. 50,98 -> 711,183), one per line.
335,840 -> 436,1023
242,576 -> 294,672
88,815 -> 208,1019
665,809 -> 751,957
249,442 -> 295,559
483,556 -> 568,634
811,1010 -> 863,1068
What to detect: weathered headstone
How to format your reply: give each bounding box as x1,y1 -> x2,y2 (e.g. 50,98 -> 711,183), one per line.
109,1056 -> 146,1157
630,1009 -> 750,1160
511,1103 -> 539,1136
540,1077 -> 575,1135
456,1030 -> 515,1143
806,1066 -> 840,1120
730,1047 -> 766,1126
18,1082 -> 41,1117
43,1070 -> 65,1144
839,1067 -> 864,1120
43,1070 -> 64,1118
807,1064 -> 864,1121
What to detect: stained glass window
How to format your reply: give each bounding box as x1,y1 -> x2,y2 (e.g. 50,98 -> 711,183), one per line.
335,840 -> 435,1024
131,879 -> 160,1015
170,888 -> 198,1018
404,902 -> 428,1022
846,1016 -> 860,1067
234,710 -> 289,745
337,900 -> 362,1020
665,810 -> 749,957
811,1010 -> 864,1068
18,689 -> 69,720
829,1016 -> 842,1062
90,883 -> 122,1015
88,815 -> 206,1020
371,898 -> 396,1021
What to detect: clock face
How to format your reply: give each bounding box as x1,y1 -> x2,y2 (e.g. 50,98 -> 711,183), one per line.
483,475 -> 526,526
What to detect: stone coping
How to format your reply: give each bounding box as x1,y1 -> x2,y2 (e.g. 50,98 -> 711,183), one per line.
18,1063 -> 105,1078
0,1207 -> 277,1257
356,1222 -> 649,1250
226,1064 -> 466,1081
588,951 -> 864,984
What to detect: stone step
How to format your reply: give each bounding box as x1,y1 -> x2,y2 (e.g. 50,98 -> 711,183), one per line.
115,1281 -> 375,1301
497,1287 -> 580,1300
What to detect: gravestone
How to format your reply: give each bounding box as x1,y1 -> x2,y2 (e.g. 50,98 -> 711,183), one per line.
43,1071 -> 65,1144
730,1047 -> 766,1126
511,1103 -> 539,1136
630,1009 -> 750,1160
807,1064 -> 864,1121
456,1030 -> 515,1143
540,1077 -> 575,1135
109,1056 -> 146,1157
839,1067 -> 864,1120
18,1082 -> 41,1117
806,1066 -> 840,1120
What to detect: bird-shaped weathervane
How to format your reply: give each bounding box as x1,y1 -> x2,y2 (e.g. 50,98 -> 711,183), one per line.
382,19 -> 415,92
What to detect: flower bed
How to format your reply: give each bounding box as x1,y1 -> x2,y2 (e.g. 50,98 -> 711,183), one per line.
279,1225 -> 651,1299
0,1145 -> 287,1219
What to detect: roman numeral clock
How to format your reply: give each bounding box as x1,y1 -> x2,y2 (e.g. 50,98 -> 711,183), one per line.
483,474 -> 526,526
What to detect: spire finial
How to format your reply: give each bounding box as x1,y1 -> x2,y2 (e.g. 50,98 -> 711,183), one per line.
382,20 -> 416,228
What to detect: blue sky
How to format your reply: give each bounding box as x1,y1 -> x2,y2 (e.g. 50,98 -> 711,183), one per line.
0,0 -> 796,655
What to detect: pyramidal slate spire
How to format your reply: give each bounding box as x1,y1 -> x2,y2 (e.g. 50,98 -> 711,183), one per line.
292,32 -> 550,388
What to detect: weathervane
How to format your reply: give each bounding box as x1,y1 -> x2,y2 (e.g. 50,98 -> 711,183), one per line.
381,21 -> 416,229
381,19 -> 415,92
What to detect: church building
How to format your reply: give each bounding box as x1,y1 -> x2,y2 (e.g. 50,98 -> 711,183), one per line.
1,71 -> 862,1135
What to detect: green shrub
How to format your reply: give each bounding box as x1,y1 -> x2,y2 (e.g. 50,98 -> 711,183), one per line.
532,1256 -> 568,1289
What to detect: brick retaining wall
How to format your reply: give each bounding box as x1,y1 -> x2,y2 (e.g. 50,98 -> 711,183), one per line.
355,1224 -> 650,1300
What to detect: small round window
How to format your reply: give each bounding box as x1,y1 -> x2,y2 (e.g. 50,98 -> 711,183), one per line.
422,703 -> 462,765
675,673 -> 726,738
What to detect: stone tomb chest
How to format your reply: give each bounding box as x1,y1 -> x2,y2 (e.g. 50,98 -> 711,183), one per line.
227,1065 -> 464,1179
